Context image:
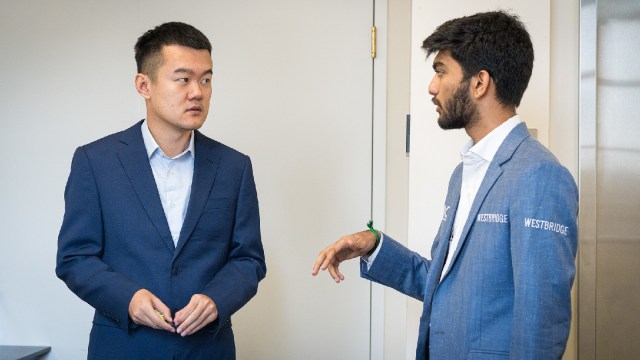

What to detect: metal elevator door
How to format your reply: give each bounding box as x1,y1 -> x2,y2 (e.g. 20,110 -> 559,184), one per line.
579,0 -> 640,358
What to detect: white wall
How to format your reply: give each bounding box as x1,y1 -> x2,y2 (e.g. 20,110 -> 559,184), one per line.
0,1 -> 379,359
0,3 -> 142,358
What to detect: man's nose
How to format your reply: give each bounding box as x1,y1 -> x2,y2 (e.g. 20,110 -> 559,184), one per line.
428,76 -> 438,96
189,82 -> 203,100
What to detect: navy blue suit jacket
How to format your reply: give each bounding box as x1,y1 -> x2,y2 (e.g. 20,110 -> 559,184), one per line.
362,123 -> 578,359
56,121 -> 266,359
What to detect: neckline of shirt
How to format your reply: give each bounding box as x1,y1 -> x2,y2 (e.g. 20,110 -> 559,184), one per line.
460,115 -> 522,163
141,120 -> 195,160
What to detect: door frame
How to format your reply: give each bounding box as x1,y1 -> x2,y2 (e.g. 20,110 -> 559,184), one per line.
371,0 -> 387,358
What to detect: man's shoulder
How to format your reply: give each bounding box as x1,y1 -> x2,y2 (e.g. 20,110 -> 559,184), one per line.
79,121 -> 142,152
513,137 -> 559,164
507,137 -> 575,186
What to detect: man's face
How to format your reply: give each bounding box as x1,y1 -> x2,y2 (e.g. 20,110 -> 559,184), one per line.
144,45 -> 213,134
428,51 -> 479,130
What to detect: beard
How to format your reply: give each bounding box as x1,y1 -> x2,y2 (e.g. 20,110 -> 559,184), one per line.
435,79 -> 480,130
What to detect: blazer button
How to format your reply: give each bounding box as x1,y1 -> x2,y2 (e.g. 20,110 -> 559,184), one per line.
171,267 -> 180,276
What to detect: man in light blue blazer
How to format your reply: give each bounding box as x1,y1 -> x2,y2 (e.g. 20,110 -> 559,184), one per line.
56,22 -> 266,359
313,11 -> 577,359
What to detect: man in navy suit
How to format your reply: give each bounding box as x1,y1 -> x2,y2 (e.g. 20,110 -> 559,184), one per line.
57,22 -> 266,359
313,11 -> 578,359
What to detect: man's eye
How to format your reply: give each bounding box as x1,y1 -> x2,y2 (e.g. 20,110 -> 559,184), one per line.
178,78 -> 189,83
201,78 -> 211,84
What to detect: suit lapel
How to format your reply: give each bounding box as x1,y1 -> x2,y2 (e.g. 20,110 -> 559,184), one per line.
434,171 -> 461,273
439,166 -> 462,260
117,121 -> 175,252
175,131 -> 220,257
441,123 -> 530,279
422,166 -> 461,317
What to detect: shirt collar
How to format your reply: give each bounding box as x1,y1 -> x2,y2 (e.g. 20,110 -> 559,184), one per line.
141,120 -> 195,159
460,115 -> 522,163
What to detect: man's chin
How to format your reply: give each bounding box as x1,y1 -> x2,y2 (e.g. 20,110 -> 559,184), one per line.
437,117 -> 462,130
182,117 -> 207,130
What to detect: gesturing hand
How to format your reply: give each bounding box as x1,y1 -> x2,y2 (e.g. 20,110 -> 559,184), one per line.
128,289 -> 175,332
174,294 -> 218,336
311,230 -> 377,283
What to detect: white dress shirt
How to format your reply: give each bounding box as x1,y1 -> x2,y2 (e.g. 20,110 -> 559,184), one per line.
441,115 -> 522,279
365,115 -> 522,279
141,121 -> 195,247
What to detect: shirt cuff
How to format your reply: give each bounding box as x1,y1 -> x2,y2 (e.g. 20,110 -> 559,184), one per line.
361,233 -> 384,271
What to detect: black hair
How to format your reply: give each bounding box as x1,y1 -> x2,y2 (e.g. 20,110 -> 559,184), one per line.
134,22 -> 212,78
422,11 -> 534,108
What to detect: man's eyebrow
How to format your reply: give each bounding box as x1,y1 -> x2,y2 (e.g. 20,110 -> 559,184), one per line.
174,68 -> 213,76
174,68 -> 194,75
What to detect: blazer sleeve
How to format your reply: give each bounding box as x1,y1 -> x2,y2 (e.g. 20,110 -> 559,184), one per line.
199,157 -> 267,330
361,165 -> 460,302
360,233 -> 434,301
509,162 -> 578,359
56,147 -> 142,331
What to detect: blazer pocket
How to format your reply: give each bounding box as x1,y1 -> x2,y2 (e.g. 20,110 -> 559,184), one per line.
195,198 -> 236,234
205,197 -> 235,210
93,314 -> 121,329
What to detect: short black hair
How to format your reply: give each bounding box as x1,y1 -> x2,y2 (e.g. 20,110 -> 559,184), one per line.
135,22 -> 212,79
422,11 -> 534,108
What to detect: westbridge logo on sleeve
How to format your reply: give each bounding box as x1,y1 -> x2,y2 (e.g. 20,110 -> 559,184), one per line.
524,217 -> 569,236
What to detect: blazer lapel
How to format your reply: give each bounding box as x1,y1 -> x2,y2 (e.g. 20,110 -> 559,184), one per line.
117,121 -> 175,252
441,123 -> 530,279
438,165 -> 462,264
434,170 -> 461,273
175,131 -> 220,257
422,166 -> 461,317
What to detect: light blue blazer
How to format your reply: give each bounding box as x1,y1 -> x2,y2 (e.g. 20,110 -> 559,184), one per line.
362,123 -> 578,359
56,121 -> 266,360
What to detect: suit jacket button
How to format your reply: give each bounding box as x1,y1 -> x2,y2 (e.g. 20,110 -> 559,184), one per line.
172,267 -> 180,276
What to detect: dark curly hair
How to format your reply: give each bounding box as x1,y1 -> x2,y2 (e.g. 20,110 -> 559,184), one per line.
135,22 -> 212,79
422,11 -> 534,108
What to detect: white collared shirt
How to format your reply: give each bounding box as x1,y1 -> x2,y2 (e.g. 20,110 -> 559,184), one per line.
141,121 -> 195,247
440,115 -> 521,279
364,115 -> 522,277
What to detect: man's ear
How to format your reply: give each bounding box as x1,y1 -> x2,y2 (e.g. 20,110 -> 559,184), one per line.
471,70 -> 491,99
135,73 -> 152,99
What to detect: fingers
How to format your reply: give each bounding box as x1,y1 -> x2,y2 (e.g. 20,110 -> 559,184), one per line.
311,247 -> 337,276
151,299 -> 175,329
312,235 -> 359,282
327,261 -> 345,283
313,249 -> 345,283
128,289 -> 175,333
174,294 -> 218,336
312,236 -> 349,276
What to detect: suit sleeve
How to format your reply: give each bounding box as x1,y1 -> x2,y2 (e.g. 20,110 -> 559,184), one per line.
509,162 -> 578,359
361,165 -> 460,302
360,234 -> 435,301
200,156 -> 267,330
56,147 -> 142,331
